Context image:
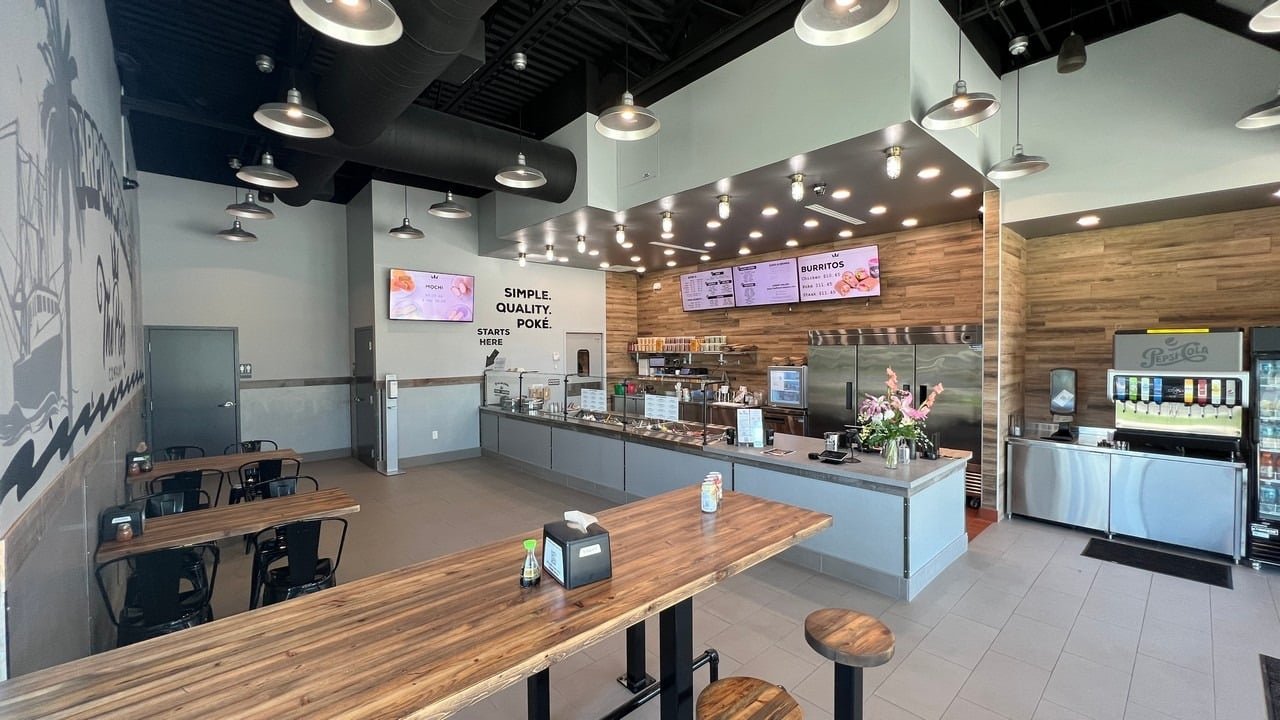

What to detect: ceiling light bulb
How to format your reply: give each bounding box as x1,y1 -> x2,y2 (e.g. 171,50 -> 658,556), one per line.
621,241 -> 634,249
718,195 -> 731,220
518,253 -> 527,267
803,219 -> 819,228
558,257 -> 569,263
1077,215 -> 1101,227
576,235 -> 586,254
761,206 -> 779,217
901,218 -> 918,227
704,241 -> 717,248
588,249 -> 600,256
664,260 -> 676,267
838,229 -> 853,238
884,146 -> 902,180
290,0 -> 403,47
661,211 -> 673,233
495,152 -> 547,189
869,205 -> 887,215
831,188 -> 851,200
664,249 -> 676,256
706,220 -> 721,229
917,167 -> 941,179
749,230 -> 763,239
785,239 -> 799,247
615,225 -> 626,244
636,267 -> 645,273
661,232 -> 675,240
700,254 -> 711,262
630,256 -> 642,262
951,187 -> 972,198
738,247 -> 751,255
791,174 -> 805,202
601,262 -> 611,269
545,244 -> 555,261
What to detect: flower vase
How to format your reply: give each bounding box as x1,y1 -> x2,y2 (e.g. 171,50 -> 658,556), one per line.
883,438 -> 900,469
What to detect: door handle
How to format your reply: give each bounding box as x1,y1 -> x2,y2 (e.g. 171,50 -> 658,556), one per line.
218,401 -> 236,408
846,382 -> 854,410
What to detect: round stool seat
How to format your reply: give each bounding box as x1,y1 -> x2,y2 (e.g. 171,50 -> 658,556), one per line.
804,608 -> 895,668
696,676 -> 803,720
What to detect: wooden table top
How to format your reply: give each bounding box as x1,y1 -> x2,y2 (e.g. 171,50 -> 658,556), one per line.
1,485 -> 830,720
126,449 -> 301,486
96,488 -> 360,563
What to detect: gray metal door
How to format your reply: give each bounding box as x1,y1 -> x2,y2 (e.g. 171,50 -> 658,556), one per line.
857,346 -> 916,415
146,327 -> 239,456
565,332 -> 603,376
353,326 -> 377,469
915,344 -> 983,465
807,346 -> 857,437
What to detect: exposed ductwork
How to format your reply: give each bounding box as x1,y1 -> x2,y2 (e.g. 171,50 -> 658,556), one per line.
279,0 -> 578,206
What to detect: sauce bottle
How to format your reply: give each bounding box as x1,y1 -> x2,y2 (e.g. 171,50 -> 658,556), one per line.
520,538 -> 541,587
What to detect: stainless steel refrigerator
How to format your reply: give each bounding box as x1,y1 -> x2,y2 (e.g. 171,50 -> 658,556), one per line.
807,325 -> 984,471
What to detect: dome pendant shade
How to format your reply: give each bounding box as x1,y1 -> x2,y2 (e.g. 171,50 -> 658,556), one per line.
1250,1 -> 1280,32
290,0 -> 403,47
595,92 -> 660,141
921,80 -> 1000,130
225,191 -> 275,220
1237,89 -> 1280,129
236,152 -> 299,189
794,0 -> 899,46
388,218 -> 424,239
254,88 -> 334,139
428,191 -> 471,219
986,144 -> 1050,180
495,153 -> 547,189
1056,32 -> 1087,74
216,219 -> 258,242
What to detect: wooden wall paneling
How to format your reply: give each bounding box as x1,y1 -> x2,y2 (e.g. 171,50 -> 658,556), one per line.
1024,205 -> 1280,429
981,191 -> 1000,512
605,272 -> 638,375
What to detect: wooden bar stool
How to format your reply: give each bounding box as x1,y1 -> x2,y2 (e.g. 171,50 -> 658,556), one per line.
696,676 -> 802,719
804,609 -> 894,720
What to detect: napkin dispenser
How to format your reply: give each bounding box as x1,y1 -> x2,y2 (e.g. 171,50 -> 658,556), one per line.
542,511 -> 611,589
98,502 -> 144,543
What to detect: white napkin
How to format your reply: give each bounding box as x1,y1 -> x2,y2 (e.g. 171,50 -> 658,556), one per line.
564,510 -> 598,532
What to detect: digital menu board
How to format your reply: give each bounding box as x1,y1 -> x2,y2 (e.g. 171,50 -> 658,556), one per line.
389,268 -> 475,321
679,268 -> 736,311
797,245 -> 880,302
732,258 -> 800,307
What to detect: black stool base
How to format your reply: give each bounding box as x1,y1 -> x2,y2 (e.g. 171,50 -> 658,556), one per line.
835,662 -> 864,720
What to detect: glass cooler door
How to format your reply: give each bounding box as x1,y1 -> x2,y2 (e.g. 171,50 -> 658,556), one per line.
1258,356 -> 1280,520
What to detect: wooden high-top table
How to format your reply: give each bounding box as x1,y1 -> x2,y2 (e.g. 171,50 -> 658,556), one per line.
126,448 -> 302,488
95,488 -> 361,563
0,485 -> 830,720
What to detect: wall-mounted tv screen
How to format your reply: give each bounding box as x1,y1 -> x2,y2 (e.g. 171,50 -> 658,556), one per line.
798,245 -> 880,302
732,258 -> 800,307
389,268 -> 475,322
679,268 -> 736,311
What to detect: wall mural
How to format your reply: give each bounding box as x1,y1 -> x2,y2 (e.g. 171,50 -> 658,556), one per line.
0,0 -> 142,530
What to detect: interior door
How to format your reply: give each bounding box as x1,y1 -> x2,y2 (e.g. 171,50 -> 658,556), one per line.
353,326 -> 377,469
146,327 -> 239,456
565,332 -> 603,376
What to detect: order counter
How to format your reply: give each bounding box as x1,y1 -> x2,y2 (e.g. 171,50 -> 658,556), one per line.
480,405 -> 969,599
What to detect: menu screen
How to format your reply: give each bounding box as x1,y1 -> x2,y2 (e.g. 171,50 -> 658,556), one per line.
679,268 -> 736,311
389,268 -> 475,321
797,245 -> 880,302
732,259 -> 800,307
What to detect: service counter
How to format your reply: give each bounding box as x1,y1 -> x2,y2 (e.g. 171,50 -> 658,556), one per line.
480,406 -> 969,599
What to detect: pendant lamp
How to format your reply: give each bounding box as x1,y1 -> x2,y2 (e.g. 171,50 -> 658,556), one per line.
1237,85 -> 1280,129
1056,32 -> 1087,74
388,185 -> 424,239
495,152 -> 547,189
794,0 -> 898,46
254,88 -> 334,139
216,219 -> 258,242
987,70 -> 1049,180
428,191 -> 471,219
922,2 -> 999,130
225,190 -> 275,220
290,0 -> 403,47
236,152 -> 298,189
596,17 -> 660,140
1250,1 -> 1280,33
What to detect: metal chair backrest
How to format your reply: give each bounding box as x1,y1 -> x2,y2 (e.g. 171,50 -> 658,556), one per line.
161,445 -> 206,461
224,439 -> 279,455
95,545 -> 219,630
142,489 -> 212,518
283,521 -> 323,587
149,470 -> 216,508
263,476 -> 320,498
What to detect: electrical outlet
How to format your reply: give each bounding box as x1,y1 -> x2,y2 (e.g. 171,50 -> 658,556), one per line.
432,430 -> 439,440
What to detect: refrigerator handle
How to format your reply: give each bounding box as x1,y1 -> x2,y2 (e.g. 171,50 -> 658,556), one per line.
918,384 -> 927,408
846,382 -> 854,410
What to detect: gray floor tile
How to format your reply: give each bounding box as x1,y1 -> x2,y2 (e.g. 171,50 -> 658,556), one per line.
918,614 -> 999,670
1127,655 -> 1214,720
875,649 -> 972,720
1137,616 -> 1212,674
1033,700 -> 1091,719
942,697 -> 1008,720
991,614 -> 1068,671
1079,587 -> 1147,630
1014,586 -> 1085,630
731,646 -> 818,695
792,660 -> 835,714
951,583 -> 1024,630
1042,652 -> 1131,720
1032,562 -> 1098,598
1092,562 -> 1153,601
1123,703 -> 1180,720
958,650 -> 1050,720
705,622 -> 775,665
866,696 -> 928,720
1062,615 -> 1140,672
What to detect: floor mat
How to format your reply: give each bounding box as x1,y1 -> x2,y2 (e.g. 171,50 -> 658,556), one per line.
1081,538 -> 1232,589
1261,654 -> 1280,720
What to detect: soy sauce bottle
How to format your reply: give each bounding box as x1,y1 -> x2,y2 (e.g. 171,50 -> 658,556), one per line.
520,538 -> 541,587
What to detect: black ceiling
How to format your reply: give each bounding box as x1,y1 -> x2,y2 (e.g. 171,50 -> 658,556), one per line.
106,1 -> 1278,204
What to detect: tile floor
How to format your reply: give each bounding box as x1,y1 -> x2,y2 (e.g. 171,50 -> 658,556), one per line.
211,457 -> 1280,719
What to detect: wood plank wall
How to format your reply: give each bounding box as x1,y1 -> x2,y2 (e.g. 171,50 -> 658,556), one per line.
606,272 -> 638,375
1025,205 -> 1280,429
624,219 -> 985,393
981,186 -> 1026,514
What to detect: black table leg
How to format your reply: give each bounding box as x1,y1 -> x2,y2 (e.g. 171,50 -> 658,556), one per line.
618,621 -> 655,692
527,667 -> 550,720
659,598 -> 694,720
835,662 -> 863,720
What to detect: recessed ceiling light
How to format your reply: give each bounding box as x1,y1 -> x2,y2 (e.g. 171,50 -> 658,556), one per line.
831,189 -> 851,200
600,261 -> 610,269
761,206 -> 779,217
558,257 -> 569,263
661,232 -> 675,239
588,249 -> 600,256
978,205 -> 985,214
664,248 -> 676,256
785,239 -> 799,247
636,267 -> 646,273
1077,215 -> 1101,227
739,247 -> 751,255
803,219 -> 819,228
917,167 -> 941,179
749,230 -> 763,239
706,220 -> 721,229
630,255 -> 642,262
837,229 -> 853,238
950,187 -> 972,198
868,205 -> 887,215
700,254 -> 711,261
666,260 -> 677,267
902,218 -> 919,227
1273,188 -> 1280,198
621,241 -> 634,249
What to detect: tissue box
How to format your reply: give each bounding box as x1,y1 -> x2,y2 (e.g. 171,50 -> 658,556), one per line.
542,520 -> 612,589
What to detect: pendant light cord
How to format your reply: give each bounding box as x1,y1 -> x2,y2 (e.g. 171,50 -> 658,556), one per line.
1015,68 -> 1021,144
403,185 -> 409,217
956,0 -> 963,81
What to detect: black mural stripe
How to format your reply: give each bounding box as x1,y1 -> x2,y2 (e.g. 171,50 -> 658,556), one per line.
0,369 -> 143,506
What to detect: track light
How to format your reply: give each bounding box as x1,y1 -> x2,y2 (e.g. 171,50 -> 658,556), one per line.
253,88 -> 334,139
661,211 -> 673,234
615,225 -> 626,244
545,244 -> 554,261
718,195 -> 731,220
1057,32 -> 1087,74
428,191 -> 471,219
495,152 -> 547,189
289,0 -> 403,47
236,152 -> 298,189
884,146 -> 902,180
576,235 -> 587,253
791,174 -> 805,202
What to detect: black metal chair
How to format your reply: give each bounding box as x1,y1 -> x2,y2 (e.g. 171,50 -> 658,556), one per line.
146,469 -> 221,508
138,489 -> 215,593
160,445 -> 206,461
254,518 -> 347,608
228,458 -> 302,504
262,475 -> 320,498
223,439 -> 279,455
96,544 -> 219,647
244,475 -> 323,605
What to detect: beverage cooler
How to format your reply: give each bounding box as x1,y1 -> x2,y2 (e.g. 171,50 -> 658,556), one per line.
1249,327 -> 1280,566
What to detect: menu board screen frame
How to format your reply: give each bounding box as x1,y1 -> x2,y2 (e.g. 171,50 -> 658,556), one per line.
679,268 -> 736,312
797,244 -> 881,303
731,258 -> 801,308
